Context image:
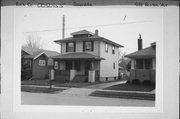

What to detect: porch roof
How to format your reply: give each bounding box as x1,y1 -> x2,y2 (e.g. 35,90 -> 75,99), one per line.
125,46 -> 156,59
52,52 -> 105,60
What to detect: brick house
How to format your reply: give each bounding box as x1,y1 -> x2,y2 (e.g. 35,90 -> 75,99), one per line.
21,47 -> 60,80
53,29 -> 123,82
126,34 -> 156,84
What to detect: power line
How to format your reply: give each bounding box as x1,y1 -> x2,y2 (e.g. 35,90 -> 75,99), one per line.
24,20 -> 152,33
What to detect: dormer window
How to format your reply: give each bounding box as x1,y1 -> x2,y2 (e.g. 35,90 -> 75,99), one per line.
73,34 -> 92,38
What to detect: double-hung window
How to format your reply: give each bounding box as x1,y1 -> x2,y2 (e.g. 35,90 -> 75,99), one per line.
39,60 -> 46,66
66,42 -> 76,52
112,46 -> 115,54
83,41 -> 94,51
105,43 -> 108,52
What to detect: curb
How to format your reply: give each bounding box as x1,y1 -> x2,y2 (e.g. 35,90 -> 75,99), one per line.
89,90 -> 155,100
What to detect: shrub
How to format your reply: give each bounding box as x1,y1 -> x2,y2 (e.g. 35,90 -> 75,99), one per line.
126,80 -> 130,84
132,79 -> 140,85
142,80 -> 151,85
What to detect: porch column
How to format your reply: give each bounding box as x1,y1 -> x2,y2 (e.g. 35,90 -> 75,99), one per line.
131,59 -> 135,69
70,60 -> 76,81
88,61 -> 95,83
152,58 -> 156,69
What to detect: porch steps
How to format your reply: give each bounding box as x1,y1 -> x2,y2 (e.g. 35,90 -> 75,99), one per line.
72,75 -> 88,82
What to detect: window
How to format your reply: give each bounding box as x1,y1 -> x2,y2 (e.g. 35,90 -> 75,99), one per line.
136,59 -> 152,69
112,46 -> 115,54
39,60 -> 46,66
83,41 -> 94,51
105,43 -> 108,52
65,61 -> 72,70
136,59 -> 143,69
144,59 -> 152,69
54,61 -> 58,69
75,60 -> 81,71
74,34 -> 90,38
24,60 -> 32,69
113,63 -> 115,69
66,42 -> 75,52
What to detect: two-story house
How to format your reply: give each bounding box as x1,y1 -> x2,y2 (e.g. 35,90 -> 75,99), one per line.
53,29 -> 123,82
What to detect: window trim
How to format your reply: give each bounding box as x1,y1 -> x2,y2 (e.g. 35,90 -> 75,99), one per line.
83,41 -> 94,52
105,43 -> 108,52
66,42 -> 76,52
112,46 -> 115,54
39,60 -> 46,66
113,62 -> 115,69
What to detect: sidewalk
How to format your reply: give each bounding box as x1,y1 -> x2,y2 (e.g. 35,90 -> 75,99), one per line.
84,80 -> 127,89
21,80 -> 155,100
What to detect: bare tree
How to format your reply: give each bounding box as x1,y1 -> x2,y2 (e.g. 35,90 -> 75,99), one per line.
23,32 -> 44,50
118,50 -> 130,69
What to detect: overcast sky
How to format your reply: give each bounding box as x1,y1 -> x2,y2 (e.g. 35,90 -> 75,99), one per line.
20,7 -> 163,54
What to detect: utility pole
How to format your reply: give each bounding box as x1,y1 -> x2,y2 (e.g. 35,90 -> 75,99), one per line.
62,15 -> 65,39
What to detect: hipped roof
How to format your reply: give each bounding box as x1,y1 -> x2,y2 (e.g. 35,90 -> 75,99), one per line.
125,45 -> 156,59
54,29 -> 124,48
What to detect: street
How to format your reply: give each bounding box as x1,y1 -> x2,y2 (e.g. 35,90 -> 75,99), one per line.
21,92 -> 155,106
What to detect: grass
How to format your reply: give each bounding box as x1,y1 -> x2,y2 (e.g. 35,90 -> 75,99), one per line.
21,86 -> 65,94
21,79 -> 125,88
104,84 -> 155,92
21,79 -> 51,86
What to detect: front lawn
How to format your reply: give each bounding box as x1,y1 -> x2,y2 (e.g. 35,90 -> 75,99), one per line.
21,86 -> 65,94
21,79 -> 125,88
104,84 -> 155,92
21,79 -> 51,86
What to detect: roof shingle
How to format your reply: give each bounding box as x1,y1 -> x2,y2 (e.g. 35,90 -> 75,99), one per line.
125,46 -> 156,59
53,52 -> 105,60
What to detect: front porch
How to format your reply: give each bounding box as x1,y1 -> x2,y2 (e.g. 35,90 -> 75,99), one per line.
53,52 -> 104,83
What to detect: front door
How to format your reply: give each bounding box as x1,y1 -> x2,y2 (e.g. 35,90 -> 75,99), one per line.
85,60 -> 91,76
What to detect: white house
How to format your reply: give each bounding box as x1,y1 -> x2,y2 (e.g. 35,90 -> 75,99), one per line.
53,29 -> 123,82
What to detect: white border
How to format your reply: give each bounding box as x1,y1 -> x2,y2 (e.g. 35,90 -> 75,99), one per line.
2,5 -> 179,119
13,7 -> 163,113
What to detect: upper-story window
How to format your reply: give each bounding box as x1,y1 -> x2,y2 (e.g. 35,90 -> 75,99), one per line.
66,42 -> 76,52
105,43 -> 108,52
83,41 -> 94,51
112,46 -> 115,54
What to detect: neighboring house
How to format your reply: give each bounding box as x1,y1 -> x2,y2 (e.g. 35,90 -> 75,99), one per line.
21,47 -> 60,80
126,34 -> 156,84
53,29 -> 123,82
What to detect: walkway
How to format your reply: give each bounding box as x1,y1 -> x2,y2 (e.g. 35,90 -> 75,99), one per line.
84,80 -> 127,89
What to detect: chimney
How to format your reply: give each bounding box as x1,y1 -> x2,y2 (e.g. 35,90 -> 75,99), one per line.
95,29 -> 98,36
138,34 -> 142,50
